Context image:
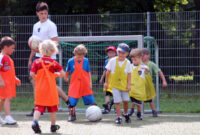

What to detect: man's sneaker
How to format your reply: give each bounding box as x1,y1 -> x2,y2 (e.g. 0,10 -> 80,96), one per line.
51,124 -> 60,132
68,115 -> 76,122
152,110 -> 158,117
124,114 -> 131,123
102,109 -> 110,114
128,108 -> 134,116
26,109 -> 34,117
109,100 -> 114,110
102,103 -> 110,111
115,117 -> 122,124
32,122 -> 41,134
136,112 -> 142,120
5,115 -> 17,125
0,116 -> 6,125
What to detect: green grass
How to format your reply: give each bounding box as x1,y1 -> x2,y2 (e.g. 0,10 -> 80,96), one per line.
11,93 -> 200,113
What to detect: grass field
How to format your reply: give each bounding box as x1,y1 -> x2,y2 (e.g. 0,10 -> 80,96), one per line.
11,93 -> 200,113
0,113 -> 200,135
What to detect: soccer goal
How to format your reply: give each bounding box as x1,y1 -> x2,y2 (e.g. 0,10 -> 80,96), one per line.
58,35 -> 160,114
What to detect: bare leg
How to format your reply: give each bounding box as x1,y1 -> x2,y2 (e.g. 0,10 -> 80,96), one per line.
115,103 -> 121,117
105,95 -> 110,103
4,97 -> 12,116
0,98 -> 5,112
123,101 -> 129,114
57,86 -> 68,102
137,104 -> 141,112
50,112 -> 56,125
33,110 -> 41,121
150,101 -> 156,111
131,103 -> 135,109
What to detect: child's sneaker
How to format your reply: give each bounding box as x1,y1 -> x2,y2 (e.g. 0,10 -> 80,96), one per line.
0,116 -> 6,125
51,124 -> 60,132
128,108 -> 134,116
152,110 -> 158,117
137,112 -> 142,120
124,114 -> 131,123
115,117 -> 122,124
5,115 -> 17,125
68,115 -> 76,122
102,109 -> 110,114
32,122 -> 41,134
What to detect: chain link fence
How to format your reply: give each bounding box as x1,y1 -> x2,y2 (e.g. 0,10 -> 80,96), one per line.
0,11 -> 199,103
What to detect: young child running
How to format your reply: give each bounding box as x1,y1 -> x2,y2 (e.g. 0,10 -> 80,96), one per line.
66,44 -> 96,122
30,40 -> 66,133
142,48 -> 167,117
128,48 -> 149,120
99,46 -> 116,114
0,36 -> 21,125
104,43 -> 132,124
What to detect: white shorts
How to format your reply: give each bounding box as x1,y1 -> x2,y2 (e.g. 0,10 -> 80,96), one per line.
112,88 -> 130,103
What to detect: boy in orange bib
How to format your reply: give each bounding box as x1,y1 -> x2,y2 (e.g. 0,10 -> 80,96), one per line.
30,40 -> 66,134
66,44 -> 96,122
0,36 -> 21,125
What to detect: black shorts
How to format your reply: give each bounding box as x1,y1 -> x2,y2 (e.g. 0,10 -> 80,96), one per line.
105,91 -> 113,97
144,99 -> 153,103
130,97 -> 142,105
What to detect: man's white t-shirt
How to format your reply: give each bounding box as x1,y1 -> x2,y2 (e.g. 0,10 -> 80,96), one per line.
132,64 -> 149,79
106,57 -> 132,74
32,19 -> 58,59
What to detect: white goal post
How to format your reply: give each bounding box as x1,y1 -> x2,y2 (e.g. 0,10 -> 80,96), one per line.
57,35 -> 160,114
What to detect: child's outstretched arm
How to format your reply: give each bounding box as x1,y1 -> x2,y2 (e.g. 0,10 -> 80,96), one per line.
159,71 -> 167,87
0,74 -> 5,88
127,73 -> 131,91
99,70 -> 106,83
104,70 -> 111,89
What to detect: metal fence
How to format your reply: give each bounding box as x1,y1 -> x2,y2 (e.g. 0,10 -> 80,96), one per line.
0,11 -> 199,97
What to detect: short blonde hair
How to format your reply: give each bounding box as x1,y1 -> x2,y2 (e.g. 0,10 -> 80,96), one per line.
73,44 -> 87,55
129,48 -> 142,58
39,40 -> 58,56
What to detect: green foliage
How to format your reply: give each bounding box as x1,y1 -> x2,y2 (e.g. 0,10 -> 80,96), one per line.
0,0 -> 193,15
154,0 -> 189,12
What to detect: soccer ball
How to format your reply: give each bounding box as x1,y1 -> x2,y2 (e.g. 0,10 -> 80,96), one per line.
28,35 -> 42,50
86,105 -> 102,122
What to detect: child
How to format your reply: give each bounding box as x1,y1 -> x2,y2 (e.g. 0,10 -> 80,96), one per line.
99,46 -> 116,114
30,40 -> 66,133
66,44 -> 96,122
142,48 -> 167,117
104,43 -> 132,124
0,36 -> 21,125
128,48 -> 149,120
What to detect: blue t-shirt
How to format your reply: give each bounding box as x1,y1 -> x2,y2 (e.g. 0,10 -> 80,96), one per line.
66,57 -> 90,74
103,59 -> 109,70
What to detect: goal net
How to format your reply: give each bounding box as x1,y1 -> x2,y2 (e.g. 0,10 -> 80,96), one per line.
57,35 -> 159,113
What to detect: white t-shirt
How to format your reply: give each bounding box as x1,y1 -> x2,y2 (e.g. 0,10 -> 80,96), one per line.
32,19 -> 58,59
106,57 -> 132,74
132,64 -> 149,79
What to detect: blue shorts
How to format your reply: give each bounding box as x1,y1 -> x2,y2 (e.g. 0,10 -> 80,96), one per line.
69,95 -> 95,107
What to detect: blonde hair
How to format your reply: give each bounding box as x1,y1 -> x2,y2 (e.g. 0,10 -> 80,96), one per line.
73,44 -> 87,55
39,40 -> 58,56
129,48 -> 142,58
